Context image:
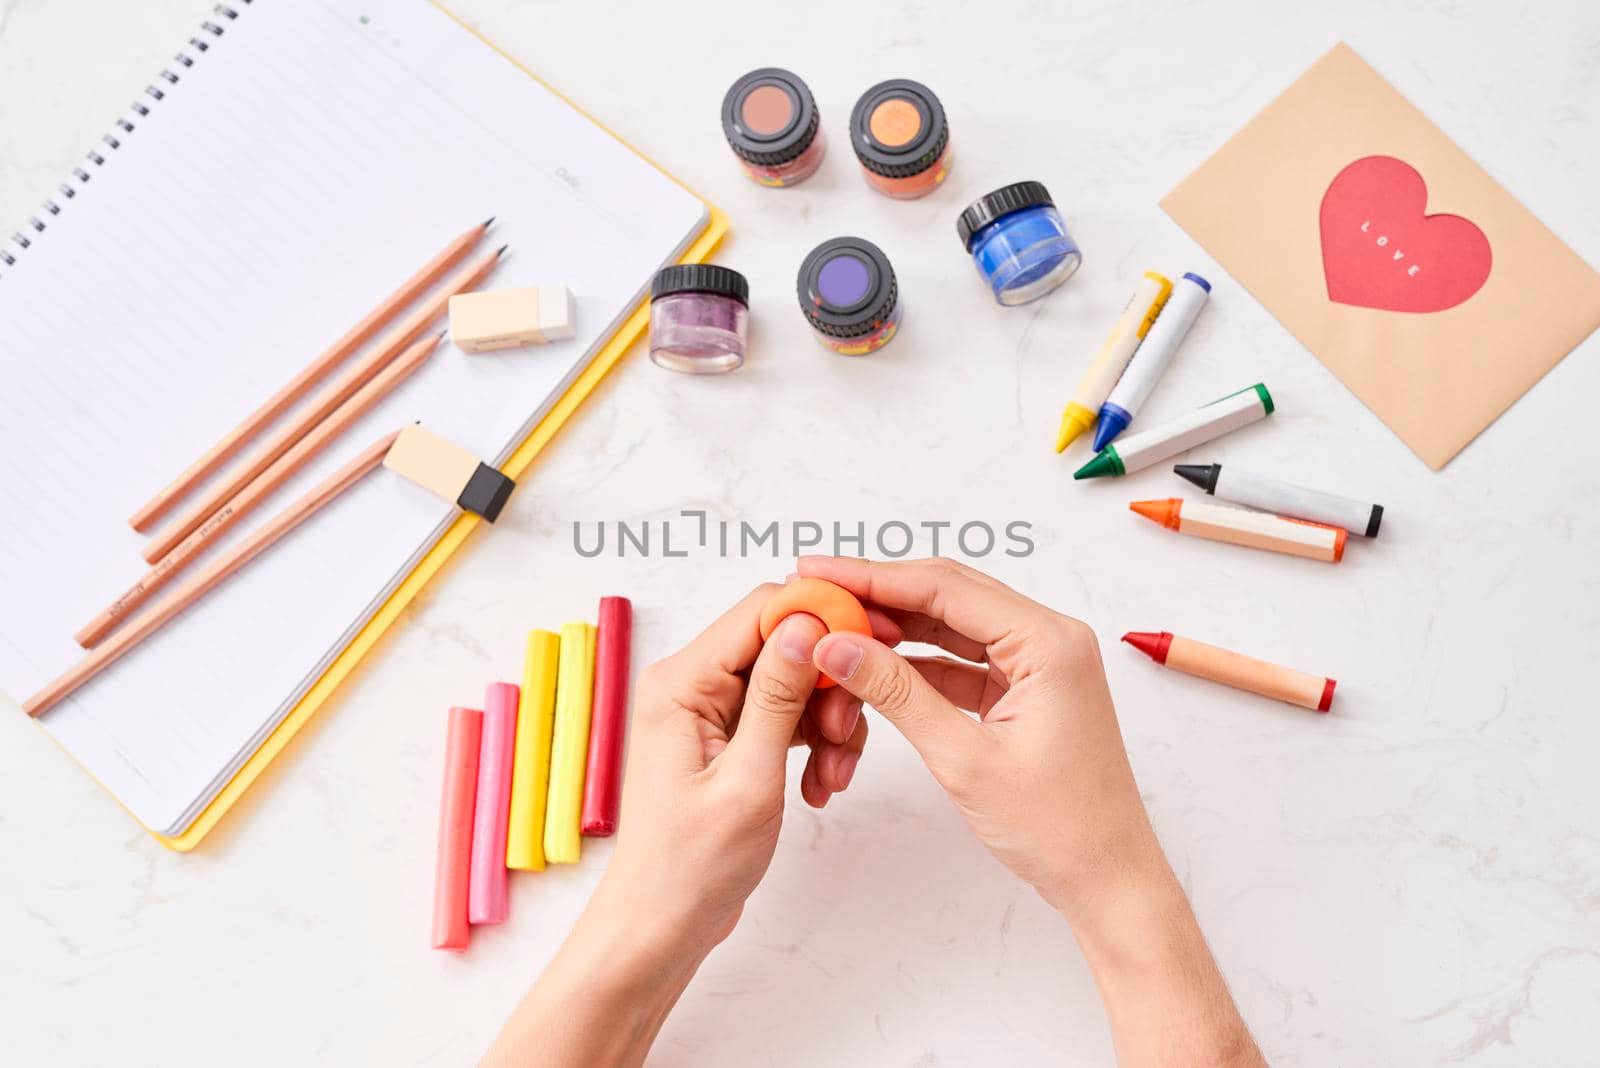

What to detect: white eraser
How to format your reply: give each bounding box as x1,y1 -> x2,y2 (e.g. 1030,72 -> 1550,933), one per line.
448,285 -> 575,352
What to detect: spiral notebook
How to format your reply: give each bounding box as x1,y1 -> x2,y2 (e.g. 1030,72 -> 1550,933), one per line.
0,0 -> 713,840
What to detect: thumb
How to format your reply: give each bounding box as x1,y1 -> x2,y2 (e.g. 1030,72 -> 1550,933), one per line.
722,613 -> 827,778
814,633 -> 981,780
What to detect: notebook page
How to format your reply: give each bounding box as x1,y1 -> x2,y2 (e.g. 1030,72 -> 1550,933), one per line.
0,0 -> 706,835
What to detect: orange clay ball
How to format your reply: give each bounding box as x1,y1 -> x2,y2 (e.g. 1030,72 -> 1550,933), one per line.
757,577 -> 872,688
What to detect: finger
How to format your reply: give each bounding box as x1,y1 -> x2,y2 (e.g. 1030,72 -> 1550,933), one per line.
800,750 -> 831,808
797,556 -> 1036,648
819,708 -> 868,792
814,632 -> 984,778
908,655 -> 992,712
866,606 -> 905,646
722,613 -> 827,778
810,684 -> 863,745
884,609 -> 988,663
680,583 -> 782,677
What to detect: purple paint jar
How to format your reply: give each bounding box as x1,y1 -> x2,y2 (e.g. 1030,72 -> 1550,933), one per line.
649,264 -> 749,374
796,236 -> 900,355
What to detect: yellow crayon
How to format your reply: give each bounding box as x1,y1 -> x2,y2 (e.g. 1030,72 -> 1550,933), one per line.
1055,271 -> 1172,452
543,622 -> 596,864
506,630 -> 561,871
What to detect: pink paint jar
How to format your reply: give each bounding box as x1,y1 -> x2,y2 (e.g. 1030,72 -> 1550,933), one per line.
649,264 -> 749,374
721,68 -> 826,188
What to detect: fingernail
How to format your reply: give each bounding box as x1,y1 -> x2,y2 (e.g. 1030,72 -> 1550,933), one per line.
839,751 -> 861,789
778,616 -> 819,663
816,636 -> 864,681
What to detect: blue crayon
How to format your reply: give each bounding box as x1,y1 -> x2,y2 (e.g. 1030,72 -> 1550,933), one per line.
1093,272 -> 1211,452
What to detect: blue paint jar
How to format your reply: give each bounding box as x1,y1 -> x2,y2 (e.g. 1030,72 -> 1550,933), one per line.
957,181 -> 1082,306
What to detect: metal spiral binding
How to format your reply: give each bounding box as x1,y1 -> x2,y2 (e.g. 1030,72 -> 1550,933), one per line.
1,1 -> 251,276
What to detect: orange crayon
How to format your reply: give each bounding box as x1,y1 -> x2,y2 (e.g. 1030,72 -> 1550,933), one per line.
1122,631 -> 1335,712
1130,498 -> 1345,563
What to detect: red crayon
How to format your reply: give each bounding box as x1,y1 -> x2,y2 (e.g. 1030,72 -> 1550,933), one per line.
581,597 -> 634,836
432,706 -> 483,951
1122,630 -> 1335,712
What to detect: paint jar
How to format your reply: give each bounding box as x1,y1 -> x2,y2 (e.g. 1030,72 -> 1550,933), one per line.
797,236 -> 901,356
649,264 -> 749,374
849,79 -> 951,200
957,181 -> 1082,306
721,68 -> 826,188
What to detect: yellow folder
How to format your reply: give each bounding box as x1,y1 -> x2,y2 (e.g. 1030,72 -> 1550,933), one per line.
153,11 -> 727,851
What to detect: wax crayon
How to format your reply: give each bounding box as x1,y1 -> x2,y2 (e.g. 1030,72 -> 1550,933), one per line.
1130,497 -> 1345,563
544,622 -> 596,864
1055,272 -> 1172,452
468,683 -> 518,925
506,630 -> 561,871
1094,272 -> 1210,451
1122,630 -> 1335,712
1075,384 -> 1273,479
431,706 -> 482,951
1174,464 -> 1383,537
581,597 -> 633,837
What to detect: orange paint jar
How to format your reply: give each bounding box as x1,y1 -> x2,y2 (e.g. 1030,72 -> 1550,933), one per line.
849,79 -> 952,200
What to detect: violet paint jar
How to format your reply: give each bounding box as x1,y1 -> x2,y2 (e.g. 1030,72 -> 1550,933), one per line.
648,264 -> 750,374
796,236 -> 900,355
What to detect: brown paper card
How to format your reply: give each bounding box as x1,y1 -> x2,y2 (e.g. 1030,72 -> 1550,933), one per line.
1162,42 -> 1600,469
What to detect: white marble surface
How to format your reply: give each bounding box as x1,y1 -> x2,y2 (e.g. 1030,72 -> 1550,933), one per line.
4,0 -> 1600,1064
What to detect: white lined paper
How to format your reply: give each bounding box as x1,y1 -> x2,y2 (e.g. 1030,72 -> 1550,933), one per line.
0,0 -> 706,834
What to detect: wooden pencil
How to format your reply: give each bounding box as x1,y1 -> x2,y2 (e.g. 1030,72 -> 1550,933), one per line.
25,432 -> 402,719
75,333 -> 445,649
128,219 -> 492,533
141,244 -> 505,564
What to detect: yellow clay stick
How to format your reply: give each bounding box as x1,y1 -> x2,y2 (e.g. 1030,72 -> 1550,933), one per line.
543,622 -> 596,864
506,630 -> 561,870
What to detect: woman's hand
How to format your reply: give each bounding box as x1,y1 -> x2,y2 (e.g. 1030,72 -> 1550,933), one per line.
799,556 -> 1263,1067
486,583 -> 891,1068
603,584 -> 839,956
800,555 -> 1157,918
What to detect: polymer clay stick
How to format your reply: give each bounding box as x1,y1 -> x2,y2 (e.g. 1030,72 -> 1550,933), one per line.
448,285 -> 575,352
758,578 -> 871,688
468,683 -> 518,925
544,622 -> 596,864
432,705 -> 482,951
581,597 -> 633,837
506,630 -> 561,871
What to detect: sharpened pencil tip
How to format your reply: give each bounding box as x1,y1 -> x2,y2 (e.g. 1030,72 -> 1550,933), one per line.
495,244 -> 509,257
482,216 -> 495,229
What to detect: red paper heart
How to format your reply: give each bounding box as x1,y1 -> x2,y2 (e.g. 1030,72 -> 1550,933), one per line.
1319,155 -> 1491,313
